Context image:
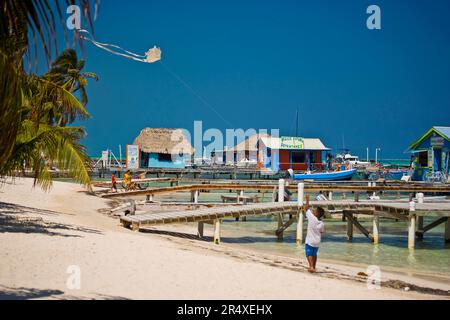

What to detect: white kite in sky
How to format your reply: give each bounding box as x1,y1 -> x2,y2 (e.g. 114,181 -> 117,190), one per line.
78,30 -> 161,63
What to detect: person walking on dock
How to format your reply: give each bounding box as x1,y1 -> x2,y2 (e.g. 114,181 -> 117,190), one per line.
303,203 -> 325,273
111,174 -> 118,192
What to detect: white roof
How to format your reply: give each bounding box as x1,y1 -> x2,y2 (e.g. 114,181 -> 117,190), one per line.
259,136 -> 330,151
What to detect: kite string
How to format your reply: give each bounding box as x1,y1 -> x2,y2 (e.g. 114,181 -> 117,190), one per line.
78,29 -> 147,62
158,61 -> 234,128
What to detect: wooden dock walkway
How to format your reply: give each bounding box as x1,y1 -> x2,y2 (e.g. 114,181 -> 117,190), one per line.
119,198 -> 450,247
102,183 -> 450,199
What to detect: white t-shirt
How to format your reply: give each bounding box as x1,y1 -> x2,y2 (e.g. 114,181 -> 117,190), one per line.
305,209 -> 325,248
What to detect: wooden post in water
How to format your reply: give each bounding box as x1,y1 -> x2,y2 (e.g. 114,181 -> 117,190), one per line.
373,214 -> 380,244
214,219 -> 221,244
197,221 -> 204,238
445,218 -> 450,243
416,216 -> 424,240
346,211 -> 353,241
191,190 -> 199,204
278,179 -> 285,202
296,183 -> 305,246
277,213 -> 284,241
277,179 -> 285,241
408,201 -> 416,249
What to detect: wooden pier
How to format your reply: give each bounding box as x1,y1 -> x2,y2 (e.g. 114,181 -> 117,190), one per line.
98,175 -> 450,249
118,190 -> 450,249
102,182 -> 450,199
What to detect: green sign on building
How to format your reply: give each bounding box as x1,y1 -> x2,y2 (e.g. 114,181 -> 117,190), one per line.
280,136 -> 304,150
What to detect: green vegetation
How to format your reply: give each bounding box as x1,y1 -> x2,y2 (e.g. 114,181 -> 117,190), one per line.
0,1 -> 98,190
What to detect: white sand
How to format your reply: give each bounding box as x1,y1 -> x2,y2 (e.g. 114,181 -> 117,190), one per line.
0,178 -> 447,300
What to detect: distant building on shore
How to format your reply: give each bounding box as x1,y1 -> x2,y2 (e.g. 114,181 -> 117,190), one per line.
408,126 -> 450,181
258,136 -> 331,173
133,128 -> 194,169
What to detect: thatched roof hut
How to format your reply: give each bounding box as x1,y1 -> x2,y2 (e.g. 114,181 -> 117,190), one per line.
133,128 -> 194,155
232,133 -> 271,152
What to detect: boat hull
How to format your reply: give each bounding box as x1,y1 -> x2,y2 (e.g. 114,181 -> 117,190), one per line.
293,169 -> 357,181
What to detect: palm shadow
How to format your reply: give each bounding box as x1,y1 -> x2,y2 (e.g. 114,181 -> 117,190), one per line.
0,202 -> 103,237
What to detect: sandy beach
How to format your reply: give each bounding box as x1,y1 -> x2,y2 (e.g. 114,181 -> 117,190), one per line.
0,178 -> 448,300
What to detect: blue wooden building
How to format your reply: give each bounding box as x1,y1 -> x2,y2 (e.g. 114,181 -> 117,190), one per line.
407,126 -> 450,181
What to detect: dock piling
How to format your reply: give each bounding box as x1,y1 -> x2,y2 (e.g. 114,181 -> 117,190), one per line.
345,211 -> 353,241
191,190 -> 199,204
408,214 -> 416,249
214,219 -> 221,244
277,213 -> 284,241
198,221 -> 204,238
296,183 -> 305,245
373,215 -> 380,244
416,216 -> 424,239
445,218 -> 450,243
278,179 -> 285,203
296,213 -> 304,245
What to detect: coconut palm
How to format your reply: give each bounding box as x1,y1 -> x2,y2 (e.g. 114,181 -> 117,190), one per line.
0,1 -> 98,188
1,69 -> 93,190
46,48 -> 99,107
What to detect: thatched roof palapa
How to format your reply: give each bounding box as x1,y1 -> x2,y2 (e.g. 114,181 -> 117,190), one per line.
232,133 -> 271,152
133,128 -> 195,155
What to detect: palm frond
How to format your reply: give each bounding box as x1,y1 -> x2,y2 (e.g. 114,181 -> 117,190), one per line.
0,50 -> 24,167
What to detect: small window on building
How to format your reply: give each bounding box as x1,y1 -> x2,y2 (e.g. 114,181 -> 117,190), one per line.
291,151 -> 306,163
158,153 -> 172,162
418,151 -> 428,167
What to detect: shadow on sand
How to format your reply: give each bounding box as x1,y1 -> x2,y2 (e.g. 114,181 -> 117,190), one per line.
0,202 -> 102,237
139,227 -> 278,244
0,286 -> 130,300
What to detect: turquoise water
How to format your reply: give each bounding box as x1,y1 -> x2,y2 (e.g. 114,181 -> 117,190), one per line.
218,216 -> 450,277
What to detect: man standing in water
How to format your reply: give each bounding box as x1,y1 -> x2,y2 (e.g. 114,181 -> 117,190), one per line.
304,200 -> 325,273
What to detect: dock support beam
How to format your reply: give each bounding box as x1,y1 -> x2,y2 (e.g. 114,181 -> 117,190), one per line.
445,218 -> 450,243
296,183 -> 305,245
213,219 -> 221,245
373,215 -> 380,244
416,216 -> 424,240
346,211 -> 353,241
408,214 -> 416,249
197,221 -> 204,238
278,179 -> 285,202
277,213 -> 284,241
191,190 -> 199,204
296,213 -> 304,245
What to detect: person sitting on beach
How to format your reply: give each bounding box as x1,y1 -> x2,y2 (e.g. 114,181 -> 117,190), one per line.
303,203 -> 325,273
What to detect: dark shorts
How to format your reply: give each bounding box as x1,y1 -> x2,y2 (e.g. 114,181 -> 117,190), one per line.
305,244 -> 319,257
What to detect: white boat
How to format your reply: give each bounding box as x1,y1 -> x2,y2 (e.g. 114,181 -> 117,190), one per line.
335,153 -> 369,167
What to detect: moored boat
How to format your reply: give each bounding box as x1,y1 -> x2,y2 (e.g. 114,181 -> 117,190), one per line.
293,168 -> 356,181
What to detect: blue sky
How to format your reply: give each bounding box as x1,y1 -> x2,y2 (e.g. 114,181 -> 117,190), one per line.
63,0 -> 450,159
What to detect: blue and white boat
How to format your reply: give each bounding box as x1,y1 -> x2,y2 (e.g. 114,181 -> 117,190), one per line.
293,169 -> 357,181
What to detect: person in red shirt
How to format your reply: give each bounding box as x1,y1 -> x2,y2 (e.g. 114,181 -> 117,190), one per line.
111,174 -> 118,192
